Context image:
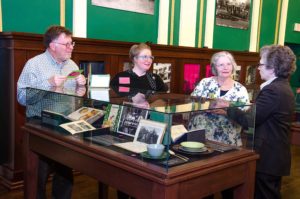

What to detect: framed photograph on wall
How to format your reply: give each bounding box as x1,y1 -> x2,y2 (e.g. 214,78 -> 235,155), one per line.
153,63 -> 172,93
245,65 -> 257,85
92,0 -> 155,15
134,119 -> 167,144
233,65 -> 241,81
215,0 -> 251,30
247,88 -> 254,102
123,62 -> 131,71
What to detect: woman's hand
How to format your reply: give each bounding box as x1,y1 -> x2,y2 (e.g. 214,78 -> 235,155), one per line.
208,99 -> 230,115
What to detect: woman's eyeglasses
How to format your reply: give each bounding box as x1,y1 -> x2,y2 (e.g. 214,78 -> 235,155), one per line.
257,63 -> 266,67
53,41 -> 75,48
136,55 -> 154,61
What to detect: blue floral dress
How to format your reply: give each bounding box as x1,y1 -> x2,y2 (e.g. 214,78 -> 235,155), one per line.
189,77 -> 249,146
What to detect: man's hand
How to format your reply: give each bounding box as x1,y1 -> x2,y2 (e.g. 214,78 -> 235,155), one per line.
76,86 -> 86,96
75,74 -> 86,86
48,75 -> 67,87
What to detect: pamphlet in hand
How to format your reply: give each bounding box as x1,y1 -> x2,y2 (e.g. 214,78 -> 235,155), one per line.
67,69 -> 83,79
60,120 -> 96,135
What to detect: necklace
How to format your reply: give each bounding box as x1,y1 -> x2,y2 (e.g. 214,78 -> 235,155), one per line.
216,77 -> 233,90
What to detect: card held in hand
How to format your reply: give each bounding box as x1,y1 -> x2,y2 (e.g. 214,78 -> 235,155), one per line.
67,69 -> 83,79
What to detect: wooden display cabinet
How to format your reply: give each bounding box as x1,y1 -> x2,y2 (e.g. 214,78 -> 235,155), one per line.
0,32 -> 259,189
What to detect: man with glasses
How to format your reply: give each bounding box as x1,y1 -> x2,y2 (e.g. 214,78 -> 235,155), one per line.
17,25 -> 86,199
17,25 -> 86,106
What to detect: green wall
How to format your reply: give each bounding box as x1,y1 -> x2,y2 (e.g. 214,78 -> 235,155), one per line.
65,0 -> 73,31
285,0 -> 300,44
287,43 -> 300,88
2,0 -> 61,34
1,0 -> 299,48
1,0 -> 158,43
259,0 -> 278,48
285,0 -> 300,89
87,1 -> 158,43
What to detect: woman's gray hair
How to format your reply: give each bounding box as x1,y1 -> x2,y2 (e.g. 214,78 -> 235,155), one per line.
210,51 -> 237,76
260,45 -> 296,78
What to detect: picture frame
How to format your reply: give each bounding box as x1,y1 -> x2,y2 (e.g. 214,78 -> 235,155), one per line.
134,119 -> 167,144
233,65 -> 241,81
92,0 -> 155,15
123,62 -> 131,71
247,88 -> 254,102
245,65 -> 257,85
153,63 -> 172,92
215,0 -> 251,30
117,106 -> 148,137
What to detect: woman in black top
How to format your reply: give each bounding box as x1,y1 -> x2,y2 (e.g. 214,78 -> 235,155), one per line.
111,43 -> 167,199
110,43 -> 167,92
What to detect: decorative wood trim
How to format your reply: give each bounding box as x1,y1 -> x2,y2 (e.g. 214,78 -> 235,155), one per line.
0,0 -> 2,31
60,0 -> 65,27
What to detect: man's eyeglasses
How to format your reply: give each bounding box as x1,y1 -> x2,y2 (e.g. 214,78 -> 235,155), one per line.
136,55 -> 154,61
53,41 -> 75,48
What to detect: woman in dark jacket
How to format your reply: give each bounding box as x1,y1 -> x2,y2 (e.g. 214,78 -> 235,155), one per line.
253,45 -> 296,199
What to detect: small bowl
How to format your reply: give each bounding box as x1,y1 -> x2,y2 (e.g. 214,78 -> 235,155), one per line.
147,144 -> 165,157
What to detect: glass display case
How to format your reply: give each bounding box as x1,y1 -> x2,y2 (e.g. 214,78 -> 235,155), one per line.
25,86 -> 256,170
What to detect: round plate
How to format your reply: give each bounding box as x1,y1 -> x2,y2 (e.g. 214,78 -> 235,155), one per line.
179,146 -> 208,153
173,145 -> 214,155
180,141 -> 205,149
140,151 -> 169,160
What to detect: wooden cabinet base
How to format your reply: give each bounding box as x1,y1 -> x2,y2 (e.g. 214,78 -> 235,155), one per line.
0,166 -> 23,190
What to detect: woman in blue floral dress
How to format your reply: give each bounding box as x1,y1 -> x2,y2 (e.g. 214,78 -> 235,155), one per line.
190,51 -> 249,146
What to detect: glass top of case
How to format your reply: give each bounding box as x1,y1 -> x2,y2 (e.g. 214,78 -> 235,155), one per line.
24,86 -> 256,170
26,85 -> 252,114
